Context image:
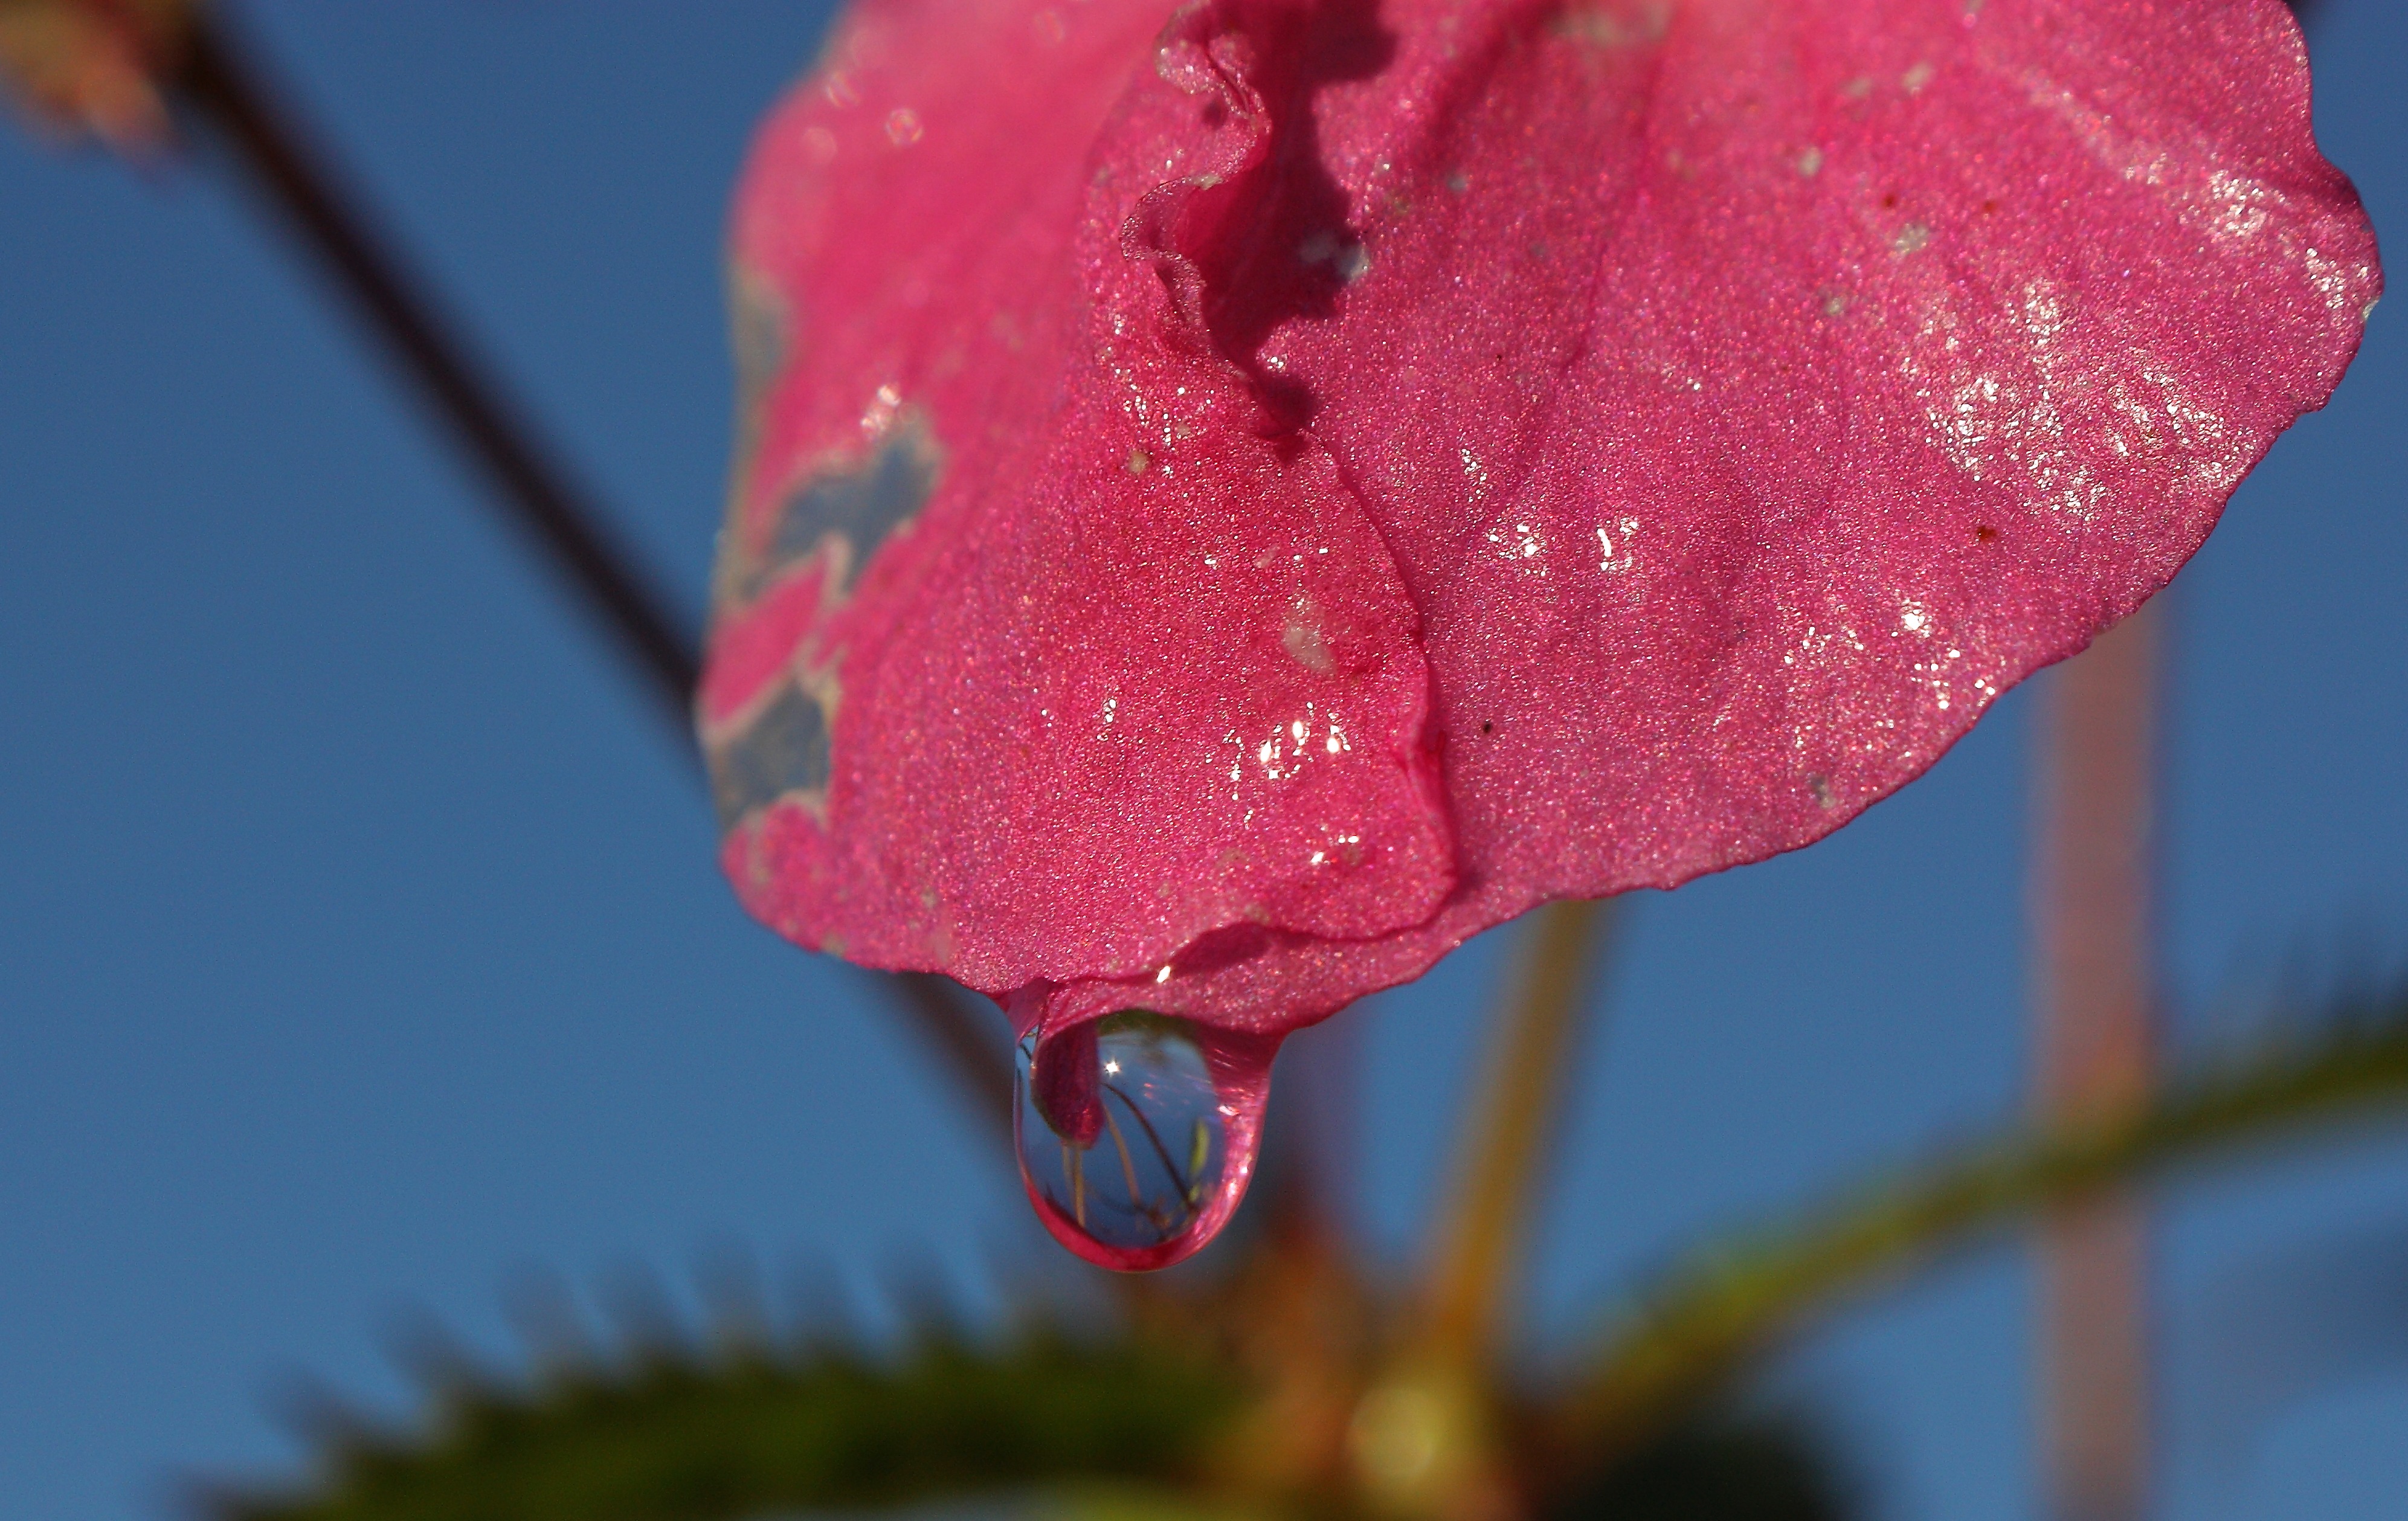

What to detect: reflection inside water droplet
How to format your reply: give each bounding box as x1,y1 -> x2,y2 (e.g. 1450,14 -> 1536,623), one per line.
1013,1009 -> 1274,1271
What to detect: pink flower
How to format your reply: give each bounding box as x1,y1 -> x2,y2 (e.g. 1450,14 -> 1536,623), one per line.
702,0 -> 2373,1052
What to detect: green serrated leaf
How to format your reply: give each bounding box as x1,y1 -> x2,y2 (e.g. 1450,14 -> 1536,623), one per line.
210,1328 -> 1241,1521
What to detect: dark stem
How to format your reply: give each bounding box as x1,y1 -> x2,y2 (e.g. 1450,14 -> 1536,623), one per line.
175,9 -> 701,736
890,971 -> 1013,1134
170,7 -> 1013,1137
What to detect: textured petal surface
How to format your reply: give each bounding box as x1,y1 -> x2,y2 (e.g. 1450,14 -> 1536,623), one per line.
706,0 -> 2377,1038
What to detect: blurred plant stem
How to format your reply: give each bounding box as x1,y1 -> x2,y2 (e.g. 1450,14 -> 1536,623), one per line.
1541,991 -> 2408,1474
2032,600 -> 2162,1521
4,1 -> 698,730
175,5 -> 703,731
1344,898 -> 1618,1520
878,966 -> 1014,1136
1421,898 -> 1620,1371
5,1 -> 1023,1133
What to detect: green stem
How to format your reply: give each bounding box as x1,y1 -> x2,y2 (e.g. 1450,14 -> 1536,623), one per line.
1419,897 -> 1620,1374
1541,1000 -> 2408,1472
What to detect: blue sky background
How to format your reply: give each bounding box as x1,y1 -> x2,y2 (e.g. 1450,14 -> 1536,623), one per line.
2,3 -> 2403,1518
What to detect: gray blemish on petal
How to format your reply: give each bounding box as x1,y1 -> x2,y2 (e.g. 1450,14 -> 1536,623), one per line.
728,269 -> 788,420
709,680 -> 834,829
706,419 -> 944,829
759,416 -> 942,601
712,266 -> 791,614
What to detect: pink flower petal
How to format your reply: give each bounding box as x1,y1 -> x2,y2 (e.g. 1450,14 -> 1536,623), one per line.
706,0 -> 2378,1038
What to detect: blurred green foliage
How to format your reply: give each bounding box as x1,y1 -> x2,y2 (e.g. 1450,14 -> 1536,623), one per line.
202,993 -> 2408,1521
211,1323 -> 1237,1521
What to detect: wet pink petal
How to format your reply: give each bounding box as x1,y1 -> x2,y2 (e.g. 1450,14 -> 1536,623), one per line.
706,0 -> 2378,1041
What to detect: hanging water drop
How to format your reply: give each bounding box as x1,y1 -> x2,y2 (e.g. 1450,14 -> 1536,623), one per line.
1013,1008 -> 1275,1271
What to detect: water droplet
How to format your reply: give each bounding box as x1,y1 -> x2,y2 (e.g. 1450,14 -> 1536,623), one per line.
1013,1009 -> 1275,1270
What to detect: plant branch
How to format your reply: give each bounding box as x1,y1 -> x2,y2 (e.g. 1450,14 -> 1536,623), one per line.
163,7 -> 1015,1134
885,968 -> 1014,1135
1419,896 -> 1620,1372
176,7 -> 699,735
1539,995 -> 2408,1474
2031,597 -> 2163,1520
